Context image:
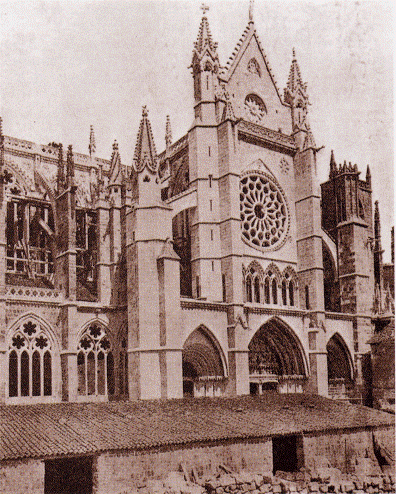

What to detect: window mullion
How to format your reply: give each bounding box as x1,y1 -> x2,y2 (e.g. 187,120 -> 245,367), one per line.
17,350 -> 21,397
84,353 -> 88,396
29,347 -> 33,397
40,351 -> 44,397
94,346 -> 98,395
104,353 -> 108,396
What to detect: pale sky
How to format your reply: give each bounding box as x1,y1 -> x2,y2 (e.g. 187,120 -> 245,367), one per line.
0,0 -> 393,260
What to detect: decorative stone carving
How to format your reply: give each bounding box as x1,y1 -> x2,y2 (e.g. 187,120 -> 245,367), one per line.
240,172 -> 290,251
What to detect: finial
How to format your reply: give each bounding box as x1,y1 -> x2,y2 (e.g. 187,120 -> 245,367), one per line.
165,115 -> 172,149
248,0 -> 254,22
0,117 -> 3,137
142,105 -> 148,117
391,226 -> 394,264
89,125 -> 96,157
113,139 -> 119,151
201,3 -> 209,16
329,150 -> 337,178
292,48 -> 296,61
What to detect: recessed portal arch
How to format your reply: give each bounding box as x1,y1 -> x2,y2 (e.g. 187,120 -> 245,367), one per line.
248,317 -> 307,394
327,333 -> 353,400
182,325 -> 227,398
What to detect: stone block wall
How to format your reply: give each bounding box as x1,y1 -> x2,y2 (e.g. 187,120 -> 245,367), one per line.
95,440 -> 272,493
0,459 -> 44,494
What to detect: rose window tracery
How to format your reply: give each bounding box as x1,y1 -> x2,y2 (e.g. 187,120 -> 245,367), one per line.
244,94 -> 267,123
240,173 -> 289,251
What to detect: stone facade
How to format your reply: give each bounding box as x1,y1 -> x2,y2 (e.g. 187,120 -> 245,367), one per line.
0,7 -> 393,408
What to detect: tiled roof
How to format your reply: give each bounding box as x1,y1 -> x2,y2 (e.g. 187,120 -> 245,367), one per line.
0,394 -> 393,461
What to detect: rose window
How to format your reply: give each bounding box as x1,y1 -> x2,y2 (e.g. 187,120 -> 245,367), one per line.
244,94 -> 267,123
240,173 -> 289,251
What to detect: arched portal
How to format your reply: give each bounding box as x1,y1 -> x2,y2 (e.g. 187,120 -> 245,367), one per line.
327,333 -> 353,400
322,241 -> 340,312
182,326 -> 226,398
248,318 -> 307,394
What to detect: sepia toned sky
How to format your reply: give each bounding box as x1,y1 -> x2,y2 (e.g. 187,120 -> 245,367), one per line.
0,0 -> 393,260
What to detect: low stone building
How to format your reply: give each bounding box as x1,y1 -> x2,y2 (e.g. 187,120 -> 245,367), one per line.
0,394 -> 394,494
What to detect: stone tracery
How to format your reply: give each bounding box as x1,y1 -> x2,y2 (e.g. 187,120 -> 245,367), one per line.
240,173 -> 289,251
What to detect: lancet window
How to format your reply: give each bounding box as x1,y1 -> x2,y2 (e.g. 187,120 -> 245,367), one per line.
8,319 -> 53,399
244,263 -> 263,303
76,209 -> 98,284
263,269 -> 279,305
281,269 -> 296,307
77,323 -> 114,397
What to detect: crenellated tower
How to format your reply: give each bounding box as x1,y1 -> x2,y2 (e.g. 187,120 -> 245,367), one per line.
126,107 -> 182,400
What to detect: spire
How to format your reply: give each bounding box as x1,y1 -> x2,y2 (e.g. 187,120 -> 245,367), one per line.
66,145 -> 75,187
286,48 -> 305,94
165,115 -> 172,150
56,143 -> 65,194
374,200 -> 381,244
89,125 -> 96,157
133,106 -> 158,174
329,150 -> 337,178
248,0 -> 254,22
366,165 -> 371,187
284,49 -> 310,133
194,4 -> 216,54
109,139 -> 123,185
373,200 -> 384,293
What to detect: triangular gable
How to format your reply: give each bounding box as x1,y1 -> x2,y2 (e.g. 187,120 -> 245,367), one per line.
219,22 -> 283,104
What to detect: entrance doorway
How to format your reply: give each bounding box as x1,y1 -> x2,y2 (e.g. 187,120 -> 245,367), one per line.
45,457 -> 93,494
272,435 -> 304,474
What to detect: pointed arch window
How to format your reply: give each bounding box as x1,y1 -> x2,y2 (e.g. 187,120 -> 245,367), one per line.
244,264 -> 263,303
246,276 -> 253,302
264,277 -> 270,304
6,199 -> 54,277
280,270 -> 297,307
8,319 -> 53,398
282,280 -> 287,306
77,323 -> 114,398
254,276 -> 260,303
272,278 -> 278,304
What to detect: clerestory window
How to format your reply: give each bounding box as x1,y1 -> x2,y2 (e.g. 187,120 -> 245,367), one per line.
6,200 -> 54,278
76,209 -> 98,284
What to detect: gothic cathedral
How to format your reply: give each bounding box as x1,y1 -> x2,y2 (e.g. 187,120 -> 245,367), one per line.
0,7 -> 392,407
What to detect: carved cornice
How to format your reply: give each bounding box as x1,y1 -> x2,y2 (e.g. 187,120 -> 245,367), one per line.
244,305 -> 305,318
238,121 -> 296,156
180,298 -> 228,312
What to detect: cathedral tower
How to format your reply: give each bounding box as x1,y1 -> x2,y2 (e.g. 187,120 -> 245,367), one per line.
126,107 -> 182,400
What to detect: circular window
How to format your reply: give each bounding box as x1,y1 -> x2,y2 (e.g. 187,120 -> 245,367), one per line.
244,94 -> 267,123
240,173 -> 289,251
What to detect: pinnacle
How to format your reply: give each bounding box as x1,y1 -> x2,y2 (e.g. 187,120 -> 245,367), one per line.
165,115 -> 172,149
194,7 -> 216,54
133,105 -> 158,174
89,125 -> 96,156
286,49 -> 304,93
109,139 -> 122,185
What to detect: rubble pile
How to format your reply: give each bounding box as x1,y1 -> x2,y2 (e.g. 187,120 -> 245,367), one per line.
128,466 -> 396,494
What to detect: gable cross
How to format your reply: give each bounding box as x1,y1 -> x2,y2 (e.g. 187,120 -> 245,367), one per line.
201,3 -> 209,15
